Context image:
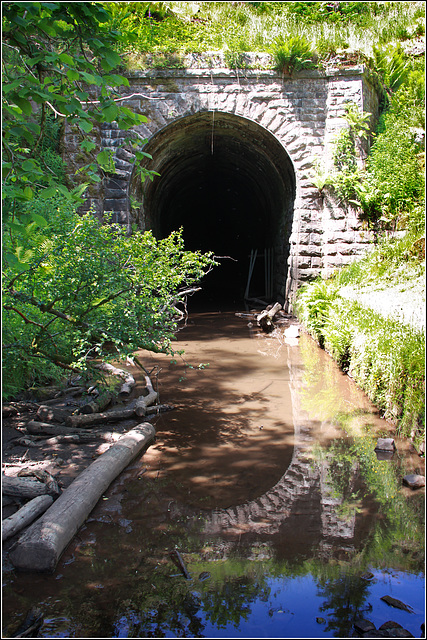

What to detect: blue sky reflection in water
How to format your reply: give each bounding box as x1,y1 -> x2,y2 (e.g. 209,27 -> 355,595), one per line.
2,312 -> 425,638
111,571 -> 425,639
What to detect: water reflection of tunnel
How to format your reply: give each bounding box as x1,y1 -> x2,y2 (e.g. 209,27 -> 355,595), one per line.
132,112 -> 296,306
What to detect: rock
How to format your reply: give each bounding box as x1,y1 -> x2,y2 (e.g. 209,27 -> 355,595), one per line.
402,474 -> 425,490
361,571 -> 374,580
376,450 -> 395,461
379,621 -> 404,630
375,438 -> 396,452
284,324 -> 300,338
354,619 -> 376,634
380,595 -> 413,612
362,630 -> 413,638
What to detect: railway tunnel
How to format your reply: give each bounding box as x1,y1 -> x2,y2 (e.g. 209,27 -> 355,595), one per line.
131,111 -> 296,306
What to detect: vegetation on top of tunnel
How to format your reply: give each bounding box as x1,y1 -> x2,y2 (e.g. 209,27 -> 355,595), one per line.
102,2 -> 424,69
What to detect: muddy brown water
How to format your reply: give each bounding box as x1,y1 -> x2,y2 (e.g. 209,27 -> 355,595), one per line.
2,311 -> 425,638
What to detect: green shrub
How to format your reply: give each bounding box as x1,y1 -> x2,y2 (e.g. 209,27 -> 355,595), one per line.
2,196 -> 216,399
295,279 -> 338,347
271,35 -> 317,75
365,117 -> 424,228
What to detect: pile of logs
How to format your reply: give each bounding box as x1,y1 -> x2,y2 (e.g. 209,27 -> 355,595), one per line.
2,360 -> 168,570
9,423 -> 156,572
7,362 -> 172,449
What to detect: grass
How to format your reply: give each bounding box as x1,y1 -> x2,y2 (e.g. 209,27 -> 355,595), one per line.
107,1 -> 425,66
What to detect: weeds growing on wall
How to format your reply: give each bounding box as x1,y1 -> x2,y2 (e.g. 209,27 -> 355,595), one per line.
271,35 -> 317,75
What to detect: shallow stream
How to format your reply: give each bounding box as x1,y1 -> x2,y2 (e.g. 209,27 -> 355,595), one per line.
2,311 -> 425,638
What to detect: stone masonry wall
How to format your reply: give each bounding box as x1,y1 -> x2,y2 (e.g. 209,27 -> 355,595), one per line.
63,54 -> 381,309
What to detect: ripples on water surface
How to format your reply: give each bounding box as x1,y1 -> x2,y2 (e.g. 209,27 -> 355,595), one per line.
2,311 -> 425,638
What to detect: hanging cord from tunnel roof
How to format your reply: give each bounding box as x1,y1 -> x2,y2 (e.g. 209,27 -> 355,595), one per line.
211,109 -> 215,155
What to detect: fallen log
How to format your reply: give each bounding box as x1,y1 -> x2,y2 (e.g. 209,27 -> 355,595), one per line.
40,386 -> 85,405
94,362 -> 135,398
16,469 -> 61,497
27,420 -> 93,437
11,606 -> 44,638
79,390 -> 113,415
257,302 -> 282,333
171,549 -> 191,580
2,495 -> 53,541
9,423 -> 156,572
65,403 -> 173,428
42,433 -> 99,446
65,407 -> 136,429
36,405 -> 70,424
2,476 -> 51,499
135,374 -> 158,417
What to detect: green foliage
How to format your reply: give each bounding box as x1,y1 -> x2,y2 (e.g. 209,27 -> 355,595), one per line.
331,102 -> 371,205
295,279 -> 338,347
271,35 -> 317,75
2,199 -> 217,398
365,118 -> 424,228
372,44 -> 410,95
305,159 -> 334,193
99,1 -> 425,64
2,1 -> 153,269
285,2 -> 379,26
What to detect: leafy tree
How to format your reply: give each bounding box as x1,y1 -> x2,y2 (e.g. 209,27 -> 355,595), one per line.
2,2 -> 216,397
2,1 -> 153,269
2,198 -> 216,398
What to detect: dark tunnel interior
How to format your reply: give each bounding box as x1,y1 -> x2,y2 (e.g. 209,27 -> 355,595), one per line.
132,112 -> 296,308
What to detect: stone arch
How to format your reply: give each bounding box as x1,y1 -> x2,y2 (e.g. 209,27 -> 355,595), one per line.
130,110 -> 296,305
66,62 -> 380,309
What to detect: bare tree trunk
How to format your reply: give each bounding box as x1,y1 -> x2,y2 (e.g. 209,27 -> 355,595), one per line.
134,374 -> 158,417
2,495 -> 53,541
257,302 -> 282,332
27,421 -> 93,437
2,476 -> 51,499
9,423 -> 156,572
94,362 -> 135,398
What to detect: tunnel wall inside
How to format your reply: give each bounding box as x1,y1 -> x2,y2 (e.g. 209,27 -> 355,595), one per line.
64,56 -> 381,310
130,111 -> 296,304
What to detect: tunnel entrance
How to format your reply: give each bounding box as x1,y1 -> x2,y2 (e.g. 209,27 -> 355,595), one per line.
131,112 -> 296,307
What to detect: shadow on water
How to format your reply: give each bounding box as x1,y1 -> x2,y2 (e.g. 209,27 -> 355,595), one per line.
2,311 -> 425,638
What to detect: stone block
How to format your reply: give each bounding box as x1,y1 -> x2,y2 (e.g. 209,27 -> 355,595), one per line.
105,187 -> 127,199
296,256 -> 312,269
309,233 -> 323,245
375,438 -> 396,452
104,198 -> 128,212
298,268 -> 321,281
299,245 -> 322,257
298,233 -> 310,245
